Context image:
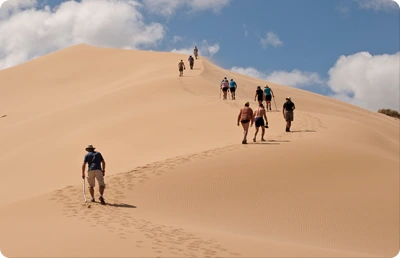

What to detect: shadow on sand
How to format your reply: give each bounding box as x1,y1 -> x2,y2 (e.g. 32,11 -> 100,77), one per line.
290,130 -> 317,133
250,142 -> 280,145
267,140 -> 290,143
106,203 -> 137,208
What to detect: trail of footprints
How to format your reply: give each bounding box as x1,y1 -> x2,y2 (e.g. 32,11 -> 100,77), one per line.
49,111 -> 326,256
50,144 -> 242,257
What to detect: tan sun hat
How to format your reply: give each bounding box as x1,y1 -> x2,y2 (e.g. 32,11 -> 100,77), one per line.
286,97 -> 291,100
85,145 -> 96,151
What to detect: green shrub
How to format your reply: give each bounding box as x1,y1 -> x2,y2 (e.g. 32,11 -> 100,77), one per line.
377,108 -> 400,119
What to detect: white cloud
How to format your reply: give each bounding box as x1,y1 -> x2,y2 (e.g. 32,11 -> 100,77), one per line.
231,51 -> 400,112
230,66 -> 322,88
0,0 -> 36,19
355,0 -> 399,10
0,0 -> 166,70
171,40 -> 219,57
141,0 -> 230,17
327,51 -> 400,112
230,66 -> 269,81
260,32 -> 283,48
266,70 -> 324,87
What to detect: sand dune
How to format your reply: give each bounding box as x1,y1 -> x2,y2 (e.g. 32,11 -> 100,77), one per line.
0,44 -> 398,257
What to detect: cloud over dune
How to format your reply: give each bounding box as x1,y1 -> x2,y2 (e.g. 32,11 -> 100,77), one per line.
0,0 -> 166,70
171,40 -> 220,57
231,51 -> 400,112
327,51 -> 400,112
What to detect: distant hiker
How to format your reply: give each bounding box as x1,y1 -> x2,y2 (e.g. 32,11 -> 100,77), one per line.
188,55 -> 195,69
178,60 -> 186,77
229,79 -> 237,100
263,85 -> 274,111
221,78 -> 229,100
237,102 -> 254,144
194,46 -> 198,59
253,103 -> 268,142
254,86 -> 264,105
283,97 -> 295,132
82,145 -> 106,205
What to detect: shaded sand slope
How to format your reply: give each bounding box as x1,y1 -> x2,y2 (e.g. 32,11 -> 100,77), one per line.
0,44 -> 399,257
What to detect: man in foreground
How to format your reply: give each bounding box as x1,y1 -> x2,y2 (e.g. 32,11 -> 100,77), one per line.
283,97 -> 295,132
82,145 -> 106,205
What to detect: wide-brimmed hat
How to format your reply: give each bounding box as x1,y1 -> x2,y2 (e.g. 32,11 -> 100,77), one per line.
286,97 -> 291,100
85,145 -> 96,151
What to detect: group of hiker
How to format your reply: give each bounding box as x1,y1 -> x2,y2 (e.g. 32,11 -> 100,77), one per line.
237,96 -> 296,144
82,46 -> 296,202
220,77 -> 237,100
178,46 -> 198,77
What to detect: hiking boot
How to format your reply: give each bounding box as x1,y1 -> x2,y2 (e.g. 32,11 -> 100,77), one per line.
99,196 -> 106,205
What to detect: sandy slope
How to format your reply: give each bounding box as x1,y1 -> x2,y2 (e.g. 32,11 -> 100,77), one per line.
0,44 -> 398,257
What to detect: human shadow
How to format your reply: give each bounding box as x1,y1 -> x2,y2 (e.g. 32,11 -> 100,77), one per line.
250,142 -> 280,145
191,68 -> 202,70
106,203 -> 137,208
0,115 -> 6,118
267,140 -> 290,143
290,130 -> 317,133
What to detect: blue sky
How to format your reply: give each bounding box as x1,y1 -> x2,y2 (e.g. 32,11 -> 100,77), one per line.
0,0 -> 399,111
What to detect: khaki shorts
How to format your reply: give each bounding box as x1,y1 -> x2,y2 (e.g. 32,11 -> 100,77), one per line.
284,111 -> 294,122
87,170 -> 106,188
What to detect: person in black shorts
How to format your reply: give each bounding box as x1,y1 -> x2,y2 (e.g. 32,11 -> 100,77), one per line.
253,103 -> 268,142
283,97 -> 295,132
254,86 -> 264,105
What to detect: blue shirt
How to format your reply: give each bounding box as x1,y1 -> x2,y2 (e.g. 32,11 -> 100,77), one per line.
230,81 -> 237,88
84,151 -> 104,171
264,87 -> 271,95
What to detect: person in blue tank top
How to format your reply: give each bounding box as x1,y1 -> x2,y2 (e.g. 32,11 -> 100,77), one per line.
229,79 -> 237,100
82,145 -> 107,204
263,85 -> 275,111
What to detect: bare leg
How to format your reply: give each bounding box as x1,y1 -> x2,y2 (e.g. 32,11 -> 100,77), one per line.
241,122 -> 250,143
261,127 -> 266,141
254,127 -> 259,142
